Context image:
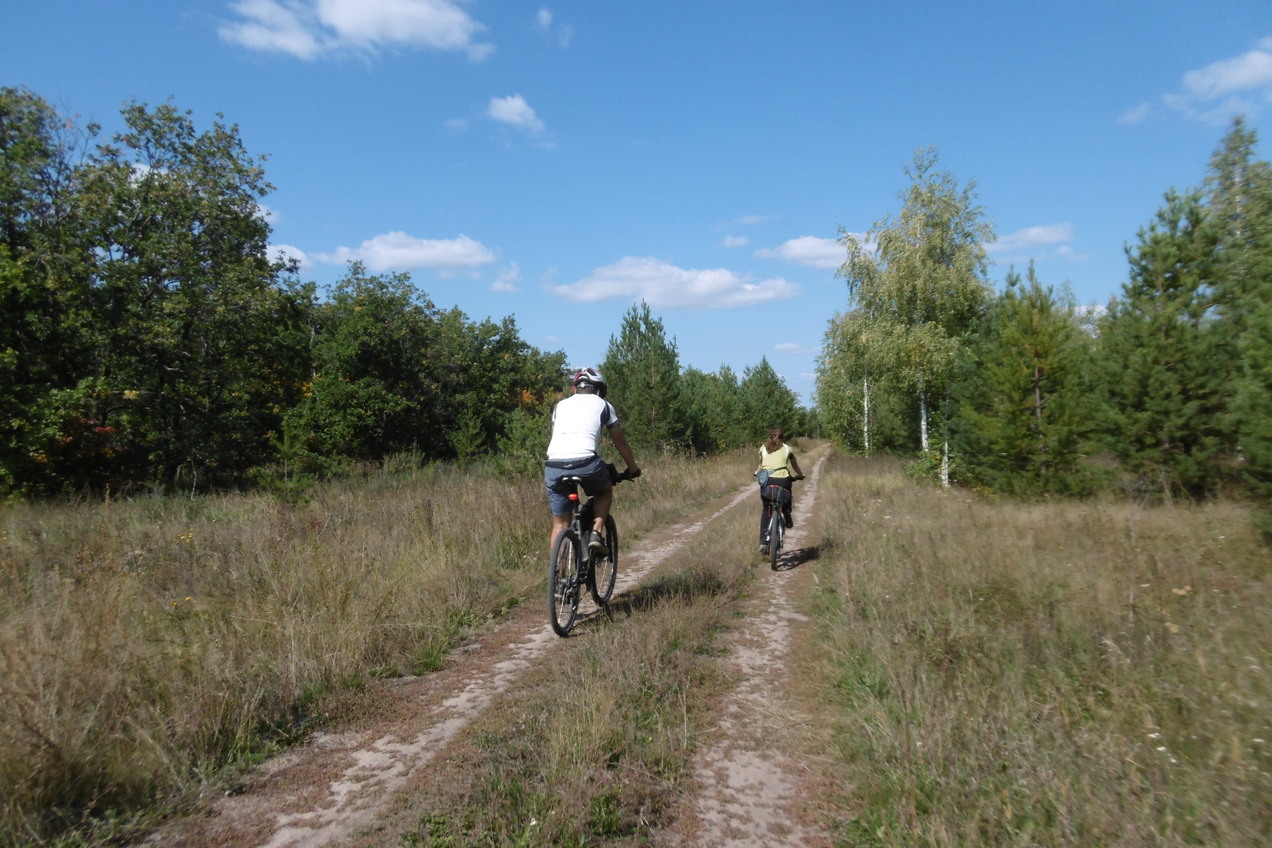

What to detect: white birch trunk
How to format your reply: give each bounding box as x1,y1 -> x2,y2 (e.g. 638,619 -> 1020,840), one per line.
862,376 -> 871,455
919,389 -> 929,453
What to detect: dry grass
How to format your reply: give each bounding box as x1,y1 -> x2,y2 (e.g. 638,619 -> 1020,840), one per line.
809,454 -> 1272,846
0,447 -> 754,846
395,493 -> 761,847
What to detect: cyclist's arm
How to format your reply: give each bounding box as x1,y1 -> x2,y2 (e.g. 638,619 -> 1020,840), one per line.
608,422 -> 640,476
789,453 -> 805,479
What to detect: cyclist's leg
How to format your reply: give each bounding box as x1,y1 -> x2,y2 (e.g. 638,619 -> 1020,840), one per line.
759,492 -> 771,550
589,485 -> 613,534
776,477 -> 794,527
545,465 -> 575,554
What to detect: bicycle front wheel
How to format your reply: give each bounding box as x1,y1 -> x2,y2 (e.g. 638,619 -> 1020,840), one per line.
589,515 -> 619,605
768,508 -> 781,570
549,528 -> 582,636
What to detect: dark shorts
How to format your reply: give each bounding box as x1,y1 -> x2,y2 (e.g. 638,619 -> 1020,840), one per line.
545,455 -> 610,516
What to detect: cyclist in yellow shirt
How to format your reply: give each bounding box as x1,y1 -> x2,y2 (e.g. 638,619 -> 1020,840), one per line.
753,427 -> 804,555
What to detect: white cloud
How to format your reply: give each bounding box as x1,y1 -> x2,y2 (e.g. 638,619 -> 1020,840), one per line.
722,235 -> 749,248
219,0 -> 494,61
534,8 -> 571,47
550,257 -> 800,310
491,262 -> 521,293
317,231 -> 496,272
487,94 -> 546,134
1117,102 -> 1152,125
755,235 -> 843,270
988,223 -> 1073,254
1162,36 -> 1272,123
774,342 -> 818,355
269,243 -> 310,269
988,223 -> 1088,264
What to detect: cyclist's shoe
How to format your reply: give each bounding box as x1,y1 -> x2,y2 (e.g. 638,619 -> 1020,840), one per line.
784,516 -> 794,529
588,533 -> 610,559
759,543 -> 769,556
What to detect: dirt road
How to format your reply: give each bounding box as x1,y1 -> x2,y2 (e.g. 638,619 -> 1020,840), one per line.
143,452 -> 833,848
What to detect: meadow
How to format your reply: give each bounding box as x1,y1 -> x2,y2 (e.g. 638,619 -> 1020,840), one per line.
812,454 -> 1272,846
2,448 -> 1270,846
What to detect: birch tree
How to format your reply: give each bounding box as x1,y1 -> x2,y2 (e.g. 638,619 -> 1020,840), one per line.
831,148 -> 994,465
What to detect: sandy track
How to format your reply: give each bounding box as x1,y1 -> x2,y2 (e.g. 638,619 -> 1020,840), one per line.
654,453 -> 833,847
141,481 -> 782,848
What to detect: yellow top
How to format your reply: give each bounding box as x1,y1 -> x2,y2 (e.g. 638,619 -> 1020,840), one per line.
759,444 -> 794,478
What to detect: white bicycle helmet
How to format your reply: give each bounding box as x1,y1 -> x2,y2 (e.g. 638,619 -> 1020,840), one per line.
572,367 -> 608,398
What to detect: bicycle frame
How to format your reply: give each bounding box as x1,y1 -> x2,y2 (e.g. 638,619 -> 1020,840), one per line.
548,463 -> 635,636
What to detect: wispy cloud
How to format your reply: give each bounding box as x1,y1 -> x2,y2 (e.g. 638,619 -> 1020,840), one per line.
755,235 -> 843,270
988,223 -> 1086,263
549,257 -> 800,309
491,262 -> 521,293
316,231 -> 496,272
269,243 -> 310,269
1162,36 -> 1272,123
722,235 -> 749,248
774,341 -> 819,356
1117,102 -> 1153,125
535,7 -> 572,47
487,94 -> 546,134
219,0 -> 494,61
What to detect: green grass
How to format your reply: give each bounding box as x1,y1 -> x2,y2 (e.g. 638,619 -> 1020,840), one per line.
808,454 -> 1272,846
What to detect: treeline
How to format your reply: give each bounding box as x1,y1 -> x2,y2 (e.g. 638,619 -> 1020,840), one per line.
818,125 -> 1272,527
0,88 -> 803,497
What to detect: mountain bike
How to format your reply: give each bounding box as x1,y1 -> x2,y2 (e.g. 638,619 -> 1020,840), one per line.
758,471 -> 802,571
549,463 -> 638,637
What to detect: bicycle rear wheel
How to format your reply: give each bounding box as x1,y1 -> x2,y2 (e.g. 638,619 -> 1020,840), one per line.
589,515 -> 619,605
768,507 -> 781,570
549,529 -> 582,636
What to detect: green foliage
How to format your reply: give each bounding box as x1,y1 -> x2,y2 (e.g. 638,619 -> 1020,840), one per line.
949,265 -> 1098,496
601,302 -> 689,450
826,147 -> 994,456
1206,117 -> 1272,529
817,310 -> 915,454
1096,189 -> 1227,500
681,365 -> 747,453
285,263 -> 566,468
0,88 -> 573,495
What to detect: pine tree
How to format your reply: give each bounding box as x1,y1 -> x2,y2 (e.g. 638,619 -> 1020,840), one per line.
1097,189 -> 1224,500
600,302 -> 688,451
1206,117 -> 1272,528
950,264 -> 1095,496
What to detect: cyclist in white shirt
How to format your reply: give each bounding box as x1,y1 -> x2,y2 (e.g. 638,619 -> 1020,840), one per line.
545,368 -> 641,557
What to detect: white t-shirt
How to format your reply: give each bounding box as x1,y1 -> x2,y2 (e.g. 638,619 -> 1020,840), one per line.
546,393 -> 618,460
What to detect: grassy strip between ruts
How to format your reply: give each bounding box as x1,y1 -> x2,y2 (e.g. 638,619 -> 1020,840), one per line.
0,447 -> 752,847
807,453 -> 1272,847
385,488 -> 762,847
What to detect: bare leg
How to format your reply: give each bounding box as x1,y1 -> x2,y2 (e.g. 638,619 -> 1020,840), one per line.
549,513 -> 570,555
590,487 -> 613,534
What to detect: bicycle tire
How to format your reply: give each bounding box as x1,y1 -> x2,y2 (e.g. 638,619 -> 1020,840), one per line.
768,506 -> 782,570
549,528 -> 582,636
589,515 -> 619,605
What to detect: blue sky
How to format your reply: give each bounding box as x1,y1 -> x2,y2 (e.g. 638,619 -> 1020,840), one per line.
5,1 -> 1272,405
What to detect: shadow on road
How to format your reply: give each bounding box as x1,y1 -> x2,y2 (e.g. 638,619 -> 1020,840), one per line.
773,543 -> 821,572
571,568 -> 731,632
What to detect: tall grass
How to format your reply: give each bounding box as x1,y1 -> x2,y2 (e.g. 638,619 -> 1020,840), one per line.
396,496 -> 760,847
0,447 -> 754,846
810,454 -> 1272,846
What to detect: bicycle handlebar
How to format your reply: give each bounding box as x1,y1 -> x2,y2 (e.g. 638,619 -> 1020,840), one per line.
608,464 -> 641,484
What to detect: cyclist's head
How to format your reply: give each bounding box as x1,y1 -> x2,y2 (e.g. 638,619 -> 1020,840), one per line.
572,367 -> 608,398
